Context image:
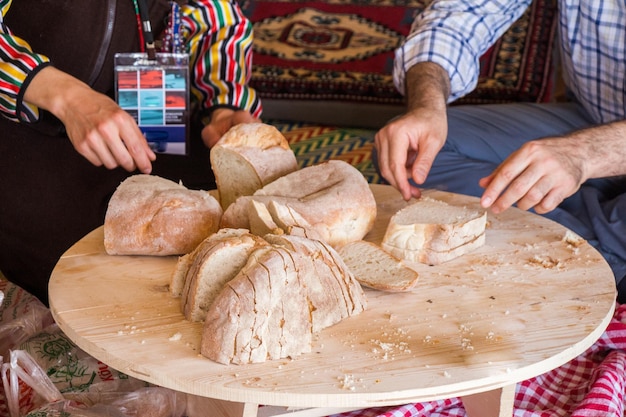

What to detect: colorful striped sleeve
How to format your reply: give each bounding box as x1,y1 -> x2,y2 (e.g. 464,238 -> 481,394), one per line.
181,0 -> 262,119
0,1 -> 50,122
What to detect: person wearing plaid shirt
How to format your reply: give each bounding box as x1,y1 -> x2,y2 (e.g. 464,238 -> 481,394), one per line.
374,0 -> 626,302
0,0 -> 261,304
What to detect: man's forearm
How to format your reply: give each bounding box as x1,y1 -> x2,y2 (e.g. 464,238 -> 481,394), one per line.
568,120 -> 626,180
405,62 -> 450,113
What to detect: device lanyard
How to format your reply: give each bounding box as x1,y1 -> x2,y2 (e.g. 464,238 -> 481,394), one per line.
132,0 -> 156,60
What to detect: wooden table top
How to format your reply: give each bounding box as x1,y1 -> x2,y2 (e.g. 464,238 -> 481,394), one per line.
49,184 -> 616,409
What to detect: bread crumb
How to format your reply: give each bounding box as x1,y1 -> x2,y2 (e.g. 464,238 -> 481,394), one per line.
562,230 -> 585,248
168,332 -> 182,341
338,374 -> 357,391
461,338 -> 474,351
527,255 -> 563,269
443,371 -> 451,378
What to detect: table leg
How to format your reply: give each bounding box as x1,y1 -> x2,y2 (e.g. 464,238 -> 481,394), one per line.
461,384 -> 515,417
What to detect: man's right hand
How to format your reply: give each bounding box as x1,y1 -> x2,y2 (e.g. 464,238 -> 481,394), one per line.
375,107 -> 448,201
374,62 -> 450,201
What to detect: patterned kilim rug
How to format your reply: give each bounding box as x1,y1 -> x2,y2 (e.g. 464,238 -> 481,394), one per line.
243,0 -> 557,106
268,119 -> 383,184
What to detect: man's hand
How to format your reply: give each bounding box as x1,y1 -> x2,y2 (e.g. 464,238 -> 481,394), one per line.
479,137 -> 586,214
375,108 -> 447,201
24,66 -> 156,173
201,108 -> 260,148
374,62 -> 450,201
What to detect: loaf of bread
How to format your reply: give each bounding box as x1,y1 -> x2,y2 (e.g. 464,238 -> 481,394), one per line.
210,123 -> 298,210
177,229 -> 269,322
104,175 -> 223,256
338,240 -> 419,292
171,230 -> 366,364
220,160 -> 377,248
381,197 -> 486,265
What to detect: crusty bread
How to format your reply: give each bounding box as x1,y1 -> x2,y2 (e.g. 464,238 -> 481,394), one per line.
381,197 -> 486,265
193,232 -> 366,364
210,123 -> 298,210
220,160 -> 377,248
104,175 -> 223,256
178,230 -> 269,322
170,228 -> 251,297
264,234 -> 367,331
338,241 -> 419,292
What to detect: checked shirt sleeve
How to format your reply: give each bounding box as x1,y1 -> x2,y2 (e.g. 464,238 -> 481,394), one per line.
0,1 -> 50,122
181,0 -> 262,119
393,0 -> 531,102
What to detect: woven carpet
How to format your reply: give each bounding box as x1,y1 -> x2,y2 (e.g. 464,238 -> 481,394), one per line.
243,0 -> 557,108
269,119 -> 382,184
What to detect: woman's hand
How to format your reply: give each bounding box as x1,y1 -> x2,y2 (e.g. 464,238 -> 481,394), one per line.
25,66 -> 156,173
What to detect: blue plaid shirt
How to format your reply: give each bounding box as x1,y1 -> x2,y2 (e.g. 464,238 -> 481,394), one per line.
394,0 -> 626,124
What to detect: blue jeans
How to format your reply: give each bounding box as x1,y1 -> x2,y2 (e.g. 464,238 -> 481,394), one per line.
375,102 -> 626,286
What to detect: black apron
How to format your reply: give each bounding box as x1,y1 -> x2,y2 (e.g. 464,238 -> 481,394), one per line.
0,0 -> 215,304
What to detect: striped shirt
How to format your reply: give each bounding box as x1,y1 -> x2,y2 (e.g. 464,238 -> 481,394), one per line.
394,0 -> 626,124
0,0 -> 261,123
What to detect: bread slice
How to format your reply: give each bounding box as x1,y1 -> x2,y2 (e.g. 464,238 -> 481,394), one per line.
381,196 -> 486,265
221,160 -> 377,248
338,241 -> 419,292
170,228 -> 252,298
104,174 -> 223,256
210,123 -> 298,210
180,230 -> 268,322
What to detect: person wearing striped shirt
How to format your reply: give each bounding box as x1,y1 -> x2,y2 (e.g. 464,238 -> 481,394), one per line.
0,0 -> 261,304
374,0 -> 626,302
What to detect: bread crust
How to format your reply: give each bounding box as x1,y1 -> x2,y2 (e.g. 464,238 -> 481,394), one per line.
104,175 -> 222,256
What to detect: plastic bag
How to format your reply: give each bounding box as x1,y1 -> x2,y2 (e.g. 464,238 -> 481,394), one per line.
0,279 -> 54,358
110,387 -> 187,417
1,349 -> 65,416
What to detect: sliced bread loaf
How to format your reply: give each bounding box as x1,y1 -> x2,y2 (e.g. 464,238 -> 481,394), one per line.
220,160 -> 377,248
179,230 -> 269,322
381,196 -> 486,265
200,233 -> 366,364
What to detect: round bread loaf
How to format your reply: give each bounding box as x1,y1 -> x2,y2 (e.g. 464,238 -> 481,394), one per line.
104,174 -> 223,256
220,160 -> 377,248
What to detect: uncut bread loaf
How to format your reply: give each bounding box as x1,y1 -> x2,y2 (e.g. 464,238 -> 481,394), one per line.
210,122 -> 298,210
188,233 -> 366,364
381,197 -> 486,265
220,160 -> 377,248
104,174 -> 223,256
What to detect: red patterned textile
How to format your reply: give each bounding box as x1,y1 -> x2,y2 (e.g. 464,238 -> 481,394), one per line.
243,0 -> 557,106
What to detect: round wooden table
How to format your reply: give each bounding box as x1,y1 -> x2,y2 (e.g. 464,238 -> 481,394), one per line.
49,185 -> 616,417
